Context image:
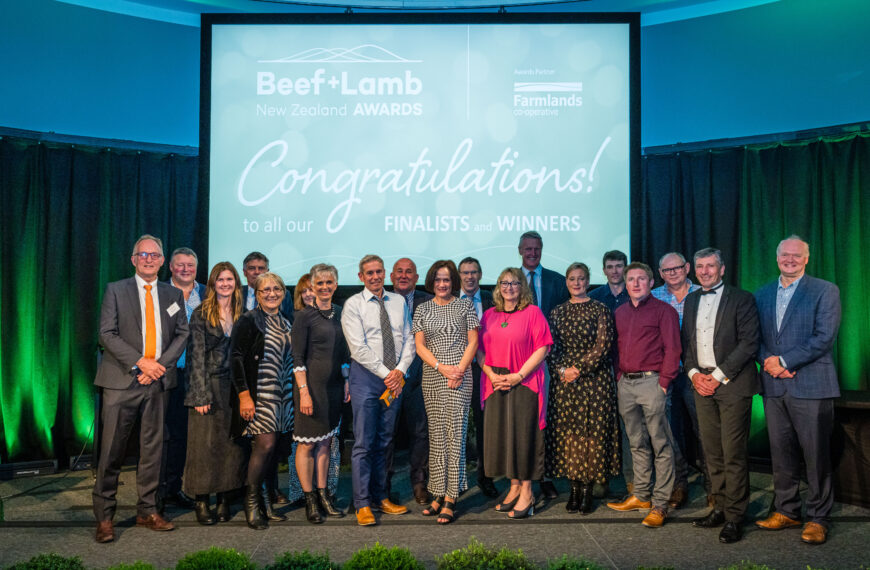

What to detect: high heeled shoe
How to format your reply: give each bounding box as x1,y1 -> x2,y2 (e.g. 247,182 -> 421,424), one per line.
494,493 -> 519,512
437,499 -> 457,525
317,488 -> 344,518
509,496 -> 536,520
244,484 -> 268,530
215,492 -> 231,523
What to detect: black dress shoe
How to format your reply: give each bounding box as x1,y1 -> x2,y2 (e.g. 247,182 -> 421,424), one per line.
692,509 -> 726,528
539,480 -> 558,499
719,521 -> 743,543
413,484 -> 430,505
164,490 -> 196,509
478,478 -> 499,498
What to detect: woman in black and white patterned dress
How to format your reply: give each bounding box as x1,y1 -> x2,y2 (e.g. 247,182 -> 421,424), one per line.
412,260 -> 480,524
230,272 -> 294,530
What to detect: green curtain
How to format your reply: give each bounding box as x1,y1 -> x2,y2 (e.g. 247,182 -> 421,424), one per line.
0,137 -> 203,462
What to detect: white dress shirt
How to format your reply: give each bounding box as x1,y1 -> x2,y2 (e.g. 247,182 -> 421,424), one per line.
135,274 -> 163,360
689,282 -> 727,384
341,287 -> 416,379
522,265 -> 543,305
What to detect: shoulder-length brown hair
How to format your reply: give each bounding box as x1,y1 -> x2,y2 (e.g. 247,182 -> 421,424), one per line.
492,267 -> 533,312
200,261 -> 244,328
424,259 -> 460,295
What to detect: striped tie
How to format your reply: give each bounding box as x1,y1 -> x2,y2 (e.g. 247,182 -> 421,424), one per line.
144,284 -> 156,359
377,296 -> 397,370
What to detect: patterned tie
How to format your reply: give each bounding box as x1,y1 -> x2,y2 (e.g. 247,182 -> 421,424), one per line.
528,271 -> 539,306
377,296 -> 397,370
144,284 -> 156,359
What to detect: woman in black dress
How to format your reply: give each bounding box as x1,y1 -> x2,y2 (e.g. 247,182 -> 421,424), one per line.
183,261 -> 247,525
546,262 -> 620,514
231,272 -> 294,530
291,263 -> 350,524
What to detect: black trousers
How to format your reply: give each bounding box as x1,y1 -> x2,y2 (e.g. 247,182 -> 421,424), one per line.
694,390 -> 752,522
471,360 -> 488,481
159,367 -> 189,498
93,382 -> 169,521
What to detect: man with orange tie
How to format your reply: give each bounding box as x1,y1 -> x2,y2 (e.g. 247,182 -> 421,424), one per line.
92,235 -> 190,543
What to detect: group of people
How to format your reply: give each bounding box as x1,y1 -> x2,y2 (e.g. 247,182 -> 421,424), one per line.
91,231 -> 841,549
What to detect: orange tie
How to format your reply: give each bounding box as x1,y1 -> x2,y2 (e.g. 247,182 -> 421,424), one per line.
144,284 -> 156,359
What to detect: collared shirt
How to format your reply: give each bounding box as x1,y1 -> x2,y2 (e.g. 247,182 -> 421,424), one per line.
171,280 -> 202,369
522,265 -> 543,305
688,282 -> 727,384
341,287 -> 415,379
613,294 -> 681,389
135,274 -> 163,360
651,280 -> 700,326
776,274 -> 804,368
246,286 -> 257,311
402,290 -> 415,322
589,282 -> 630,313
776,274 -> 804,331
460,288 -> 483,321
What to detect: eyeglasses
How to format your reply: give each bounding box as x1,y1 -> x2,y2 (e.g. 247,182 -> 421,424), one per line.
499,281 -> 521,289
258,286 -> 284,294
135,252 -> 163,261
660,265 -> 686,275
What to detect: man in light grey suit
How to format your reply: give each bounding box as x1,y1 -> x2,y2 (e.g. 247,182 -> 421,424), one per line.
92,235 -> 190,543
754,235 -> 841,545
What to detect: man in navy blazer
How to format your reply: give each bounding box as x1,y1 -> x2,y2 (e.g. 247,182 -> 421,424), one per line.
240,251 -> 294,323
754,235 -> 841,545
458,256 -> 498,497
93,235 -> 190,543
518,231 -> 569,320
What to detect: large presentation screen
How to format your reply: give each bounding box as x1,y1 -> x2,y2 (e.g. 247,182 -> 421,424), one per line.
203,14 -> 638,285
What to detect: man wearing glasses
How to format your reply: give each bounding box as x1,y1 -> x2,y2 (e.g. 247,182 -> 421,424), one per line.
651,252 -> 704,510
458,257 -> 498,498
93,235 -> 190,543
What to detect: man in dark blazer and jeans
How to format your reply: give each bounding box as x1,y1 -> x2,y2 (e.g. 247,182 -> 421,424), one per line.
92,235 -> 189,543
681,248 -> 759,543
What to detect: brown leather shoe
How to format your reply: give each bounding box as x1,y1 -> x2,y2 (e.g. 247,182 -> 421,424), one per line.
642,506 -> 668,528
379,498 -> 409,515
135,513 -> 175,531
755,512 -> 801,531
356,506 -> 376,526
801,522 -> 828,545
606,495 -> 652,512
95,520 -> 114,543
413,484 -> 430,505
668,485 -> 688,510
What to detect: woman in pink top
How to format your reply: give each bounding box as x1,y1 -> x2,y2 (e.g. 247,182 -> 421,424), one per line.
478,267 -> 553,519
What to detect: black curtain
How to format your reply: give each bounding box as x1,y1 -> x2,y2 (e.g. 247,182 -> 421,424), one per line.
0,136 -> 204,463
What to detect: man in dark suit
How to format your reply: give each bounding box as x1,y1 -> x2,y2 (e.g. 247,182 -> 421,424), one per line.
754,235 -> 841,545
458,256 -> 497,498
517,231 -> 568,499
240,251 -> 294,323
385,257 -> 433,504
681,248 -> 759,543
518,231 -> 570,319
92,235 -> 190,543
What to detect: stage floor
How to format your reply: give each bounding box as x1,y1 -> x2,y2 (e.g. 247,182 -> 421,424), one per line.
1,465 -> 868,569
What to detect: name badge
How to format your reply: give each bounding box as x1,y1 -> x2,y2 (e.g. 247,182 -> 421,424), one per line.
166,302 -> 180,317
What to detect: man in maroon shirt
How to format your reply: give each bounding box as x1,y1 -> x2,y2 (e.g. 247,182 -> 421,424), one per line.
606,262 -> 681,528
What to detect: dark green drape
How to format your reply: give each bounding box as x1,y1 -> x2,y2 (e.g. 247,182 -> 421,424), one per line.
0,137 -> 204,462
1,129 -> 867,462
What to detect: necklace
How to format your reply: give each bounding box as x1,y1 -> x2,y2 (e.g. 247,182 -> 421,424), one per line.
500,306 -> 519,328
316,303 -> 334,320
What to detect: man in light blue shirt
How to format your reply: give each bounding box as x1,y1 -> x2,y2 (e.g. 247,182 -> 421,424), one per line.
341,254 -> 416,525
651,251 -> 705,509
